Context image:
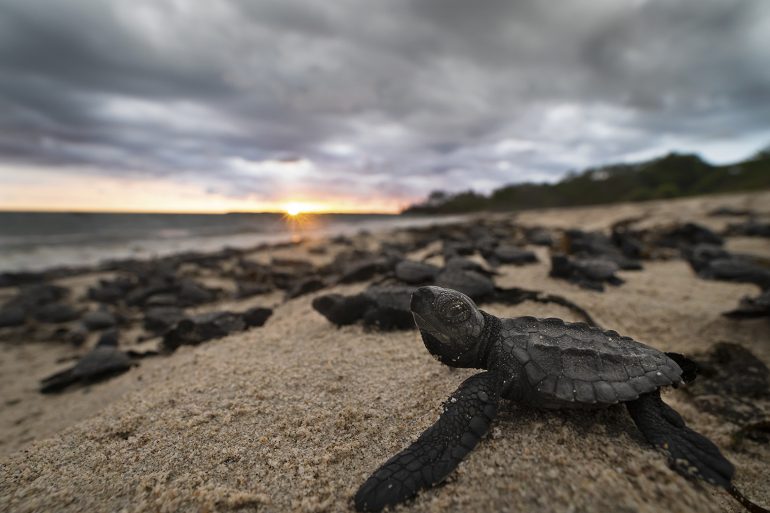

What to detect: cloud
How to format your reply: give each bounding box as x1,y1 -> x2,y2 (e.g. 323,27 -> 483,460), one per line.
0,0 -> 769,209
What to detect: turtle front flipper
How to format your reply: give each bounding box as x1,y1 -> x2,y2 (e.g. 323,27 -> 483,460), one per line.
627,390 -> 734,488
354,371 -> 500,512
40,368 -> 76,393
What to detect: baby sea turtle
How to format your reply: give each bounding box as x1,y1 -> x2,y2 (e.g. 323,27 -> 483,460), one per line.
723,289 -> 770,319
313,286 -> 417,331
40,335 -> 134,393
550,254 -> 624,291
686,244 -> 770,289
354,286 -> 736,512
394,260 -> 441,284
482,244 -> 538,267
314,284 -> 598,331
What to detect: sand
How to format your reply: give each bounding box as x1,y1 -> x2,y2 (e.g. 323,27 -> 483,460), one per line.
1,192 -> 769,513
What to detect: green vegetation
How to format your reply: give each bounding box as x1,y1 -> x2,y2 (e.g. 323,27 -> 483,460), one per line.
403,149 -> 770,214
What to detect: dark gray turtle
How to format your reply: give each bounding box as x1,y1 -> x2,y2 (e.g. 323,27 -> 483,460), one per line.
313,283 -> 599,332
726,219 -> 770,238
709,206 -> 754,217
564,228 -> 642,270
435,268 -> 495,300
88,275 -> 135,304
337,257 -> 396,284
40,336 -> 134,393
394,260 -> 440,284
685,243 -> 730,272
96,328 -> 120,347
312,286 -> 416,331
483,245 -> 538,267
358,286 -> 417,330
723,289 -> 770,319
441,240 -> 477,260
81,309 -> 118,331
161,307 -> 272,352
162,311 -> 243,351
284,277 -> 326,300
0,305 -> 25,327
656,222 -> 724,249
2,283 -> 71,327
686,245 -> 770,289
143,306 -> 186,334
688,245 -> 770,289
312,293 -> 375,326
355,286 -> 738,512
235,281 -> 273,299
34,302 -> 81,323
524,226 -> 554,247
685,342 -> 769,425
550,254 -> 624,291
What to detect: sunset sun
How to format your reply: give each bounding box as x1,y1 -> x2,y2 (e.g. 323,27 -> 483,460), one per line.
283,202 -> 307,216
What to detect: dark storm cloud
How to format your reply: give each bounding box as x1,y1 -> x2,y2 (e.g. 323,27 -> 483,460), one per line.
1,0 -> 769,203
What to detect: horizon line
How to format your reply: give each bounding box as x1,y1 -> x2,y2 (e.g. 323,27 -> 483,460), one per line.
0,207 -> 404,215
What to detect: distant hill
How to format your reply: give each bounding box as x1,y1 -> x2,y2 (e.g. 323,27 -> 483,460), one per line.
403,149 -> 770,214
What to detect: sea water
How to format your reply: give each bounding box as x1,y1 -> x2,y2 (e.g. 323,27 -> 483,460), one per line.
0,212 -> 462,272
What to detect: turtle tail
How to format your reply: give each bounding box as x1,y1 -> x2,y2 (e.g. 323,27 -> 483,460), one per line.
665,352 -> 698,384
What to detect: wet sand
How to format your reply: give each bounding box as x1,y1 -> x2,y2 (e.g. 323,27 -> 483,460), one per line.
1,191 -> 769,513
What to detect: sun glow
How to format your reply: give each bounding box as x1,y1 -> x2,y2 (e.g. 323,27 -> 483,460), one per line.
284,203 -> 302,216
280,202 -> 323,242
282,202 -> 323,216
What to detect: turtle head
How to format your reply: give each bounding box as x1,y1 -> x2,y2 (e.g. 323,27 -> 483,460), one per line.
410,286 -> 487,368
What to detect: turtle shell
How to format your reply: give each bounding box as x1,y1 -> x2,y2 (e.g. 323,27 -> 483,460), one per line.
500,316 -> 682,404
71,346 -> 132,379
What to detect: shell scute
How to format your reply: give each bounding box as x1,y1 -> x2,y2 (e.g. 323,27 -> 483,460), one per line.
573,379 -> 595,402
501,316 -> 682,405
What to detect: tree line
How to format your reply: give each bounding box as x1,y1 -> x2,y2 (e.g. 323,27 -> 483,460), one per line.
403,148 -> 770,214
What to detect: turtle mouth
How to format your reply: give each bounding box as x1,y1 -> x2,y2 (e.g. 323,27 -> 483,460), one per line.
412,312 -> 450,344
414,311 -> 477,365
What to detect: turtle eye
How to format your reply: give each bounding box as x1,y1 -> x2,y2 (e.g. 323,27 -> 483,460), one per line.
444,300 -> 469,322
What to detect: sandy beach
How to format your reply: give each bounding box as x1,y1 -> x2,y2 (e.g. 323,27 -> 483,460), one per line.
1,192 -> 769,513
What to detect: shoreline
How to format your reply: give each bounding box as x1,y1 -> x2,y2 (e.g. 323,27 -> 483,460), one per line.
0,212 -> 470,277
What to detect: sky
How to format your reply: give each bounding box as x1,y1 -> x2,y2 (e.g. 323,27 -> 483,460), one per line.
1,0 -> 769,213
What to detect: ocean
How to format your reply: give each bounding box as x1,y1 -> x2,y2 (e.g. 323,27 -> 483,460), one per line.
0,211 -> 461,273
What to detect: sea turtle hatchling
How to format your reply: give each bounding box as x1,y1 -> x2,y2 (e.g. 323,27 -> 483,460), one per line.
39,335 -> 134,393
354,286 -> 745,512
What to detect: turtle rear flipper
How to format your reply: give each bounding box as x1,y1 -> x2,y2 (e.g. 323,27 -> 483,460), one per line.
627,391 -> 734,488
354,371 -> 500,512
